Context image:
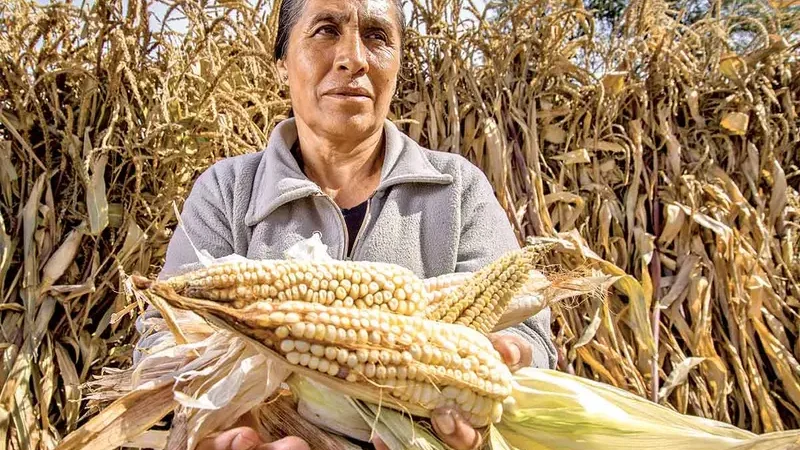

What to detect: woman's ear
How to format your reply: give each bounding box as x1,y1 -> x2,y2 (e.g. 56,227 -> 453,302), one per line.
276,59 -> 288,85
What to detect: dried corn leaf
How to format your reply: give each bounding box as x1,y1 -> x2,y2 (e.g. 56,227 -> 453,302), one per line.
583,140 -> 627,153
54,343 -> 80,433
570,297 -> 603,357
658,204 -> 685,245
769,0 -> 800,6
0,214 -> 10,293
658,357 -> 707,401
86,154 -> 109,236
768,160 -> 787,230
484,117 -> 509,197
601,72 -> 627,96
551,149 -> 591,165
721,112 -> 750,135
54,383 -> 176,450
544,125 -> 567,144
720,55 -> 746,79
40,228 -> 83,293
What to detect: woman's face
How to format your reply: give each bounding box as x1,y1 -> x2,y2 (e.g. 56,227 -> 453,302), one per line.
278,0 -> 402,141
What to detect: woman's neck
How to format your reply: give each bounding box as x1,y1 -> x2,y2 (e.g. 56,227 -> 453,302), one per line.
295,122 -> 384,209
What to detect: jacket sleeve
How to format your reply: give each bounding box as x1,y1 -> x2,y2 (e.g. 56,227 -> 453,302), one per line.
133,165 -> 237,365
454,163 -> 558,370
159,166 -> 237,279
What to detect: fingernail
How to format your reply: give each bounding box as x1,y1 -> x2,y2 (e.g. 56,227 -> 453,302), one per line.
507,342 -> 521,365
433,409 -> 456,435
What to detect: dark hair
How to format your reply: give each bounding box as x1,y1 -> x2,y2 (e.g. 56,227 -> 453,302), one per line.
273,0 -> 406,61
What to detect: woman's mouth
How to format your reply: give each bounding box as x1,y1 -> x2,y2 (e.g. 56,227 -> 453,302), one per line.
325,87 -> 373,101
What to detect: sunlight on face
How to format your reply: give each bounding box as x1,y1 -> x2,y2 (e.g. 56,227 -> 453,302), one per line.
279,0 -> 402,142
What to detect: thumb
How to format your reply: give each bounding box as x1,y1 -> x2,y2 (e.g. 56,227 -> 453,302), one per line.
489,334 -> 532,372
258,436 -> 311,450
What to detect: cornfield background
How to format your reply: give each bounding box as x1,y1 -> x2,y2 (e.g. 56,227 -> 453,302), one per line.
0,0 -> 799,448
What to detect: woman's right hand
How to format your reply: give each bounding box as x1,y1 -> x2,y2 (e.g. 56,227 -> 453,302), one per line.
196,410 -> 310,450
196,426 -> 309,450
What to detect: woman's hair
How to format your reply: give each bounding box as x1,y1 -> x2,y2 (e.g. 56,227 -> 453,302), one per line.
273,0 -> 406,61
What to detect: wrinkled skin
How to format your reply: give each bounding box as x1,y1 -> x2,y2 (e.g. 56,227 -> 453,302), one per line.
277,0 -> 401,144
275,0 -> 402,209
197,334 -> 533,450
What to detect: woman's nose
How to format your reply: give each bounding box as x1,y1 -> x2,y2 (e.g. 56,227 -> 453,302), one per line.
334,31 -> 368,75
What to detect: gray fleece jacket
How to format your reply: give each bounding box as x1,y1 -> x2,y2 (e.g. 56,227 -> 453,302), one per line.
134,118 -> 557,370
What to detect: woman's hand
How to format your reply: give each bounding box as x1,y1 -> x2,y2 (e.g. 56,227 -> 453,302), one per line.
196,411 -> 310,450
373,333 -> 534,450
195,427 -> 309,450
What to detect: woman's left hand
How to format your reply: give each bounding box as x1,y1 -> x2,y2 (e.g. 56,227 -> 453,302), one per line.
372,333 -> 533,450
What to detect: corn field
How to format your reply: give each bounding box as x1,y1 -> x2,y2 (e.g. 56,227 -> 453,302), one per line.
0,0 -> 798,448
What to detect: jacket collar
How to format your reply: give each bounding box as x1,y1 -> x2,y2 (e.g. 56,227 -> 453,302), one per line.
244,118 -> 453,226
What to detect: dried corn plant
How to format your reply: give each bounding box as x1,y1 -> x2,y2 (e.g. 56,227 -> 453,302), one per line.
0,0 -> 288,447
0,0 -> 798,448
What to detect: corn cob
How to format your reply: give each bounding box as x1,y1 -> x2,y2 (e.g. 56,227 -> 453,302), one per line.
422,272 -> 473,311
427,243 -> 554,334
145,281 -> 514,428
423,272 -> 474,294
163,259 -> 428,315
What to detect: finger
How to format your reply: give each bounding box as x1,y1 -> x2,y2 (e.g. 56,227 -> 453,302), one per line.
490,334 -> 533,372
196,426 -> 263,450
431,408 -> 483,450
371,436 -> 391,450
258,436 -> 310,450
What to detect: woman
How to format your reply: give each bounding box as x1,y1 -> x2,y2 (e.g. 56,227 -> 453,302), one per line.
141,0 -> 557,448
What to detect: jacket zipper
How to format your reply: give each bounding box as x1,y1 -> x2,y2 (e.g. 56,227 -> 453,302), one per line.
316,191 -> 374,261
348,196 -> 372,260
316,192 -> 349,260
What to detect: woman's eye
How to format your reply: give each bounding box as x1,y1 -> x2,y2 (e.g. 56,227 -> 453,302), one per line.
366,31 -> 388,42
315,25 -> 337,36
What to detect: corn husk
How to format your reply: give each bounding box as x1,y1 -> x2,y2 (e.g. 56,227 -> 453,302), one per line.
288,376 -> 375,443
250,389 -> 363,450
496,368 -> 800,449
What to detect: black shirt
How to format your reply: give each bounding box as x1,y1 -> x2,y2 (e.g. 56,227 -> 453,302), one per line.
290,142 -> 368,257
340,200 -> 368,257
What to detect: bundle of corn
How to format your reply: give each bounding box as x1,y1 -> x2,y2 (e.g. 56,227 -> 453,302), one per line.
54,236 -> 800,449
